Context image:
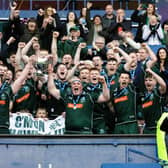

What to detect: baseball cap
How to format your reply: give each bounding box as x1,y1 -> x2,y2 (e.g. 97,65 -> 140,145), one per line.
70,26 -> 80,32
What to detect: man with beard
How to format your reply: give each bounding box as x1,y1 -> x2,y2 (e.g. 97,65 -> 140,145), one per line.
42,63 -> 78,119
48,65 -> 110,134
41,63 -> 70,119
111,72 -> 139,134
102,4 -> 116,30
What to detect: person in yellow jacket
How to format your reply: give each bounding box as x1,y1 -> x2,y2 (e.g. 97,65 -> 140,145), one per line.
157,112 -> 168,167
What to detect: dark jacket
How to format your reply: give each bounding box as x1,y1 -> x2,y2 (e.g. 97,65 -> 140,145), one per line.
102,14 -> 116,30
85,9 -> 103,45
36,13 -> 62,52
2,17 -> 23,54
102,19 -> 131,43
36,13 -> 62,30
20,25 -> 40,56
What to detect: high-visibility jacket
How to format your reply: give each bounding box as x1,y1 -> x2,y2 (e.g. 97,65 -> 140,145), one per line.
157,112 -> 168,161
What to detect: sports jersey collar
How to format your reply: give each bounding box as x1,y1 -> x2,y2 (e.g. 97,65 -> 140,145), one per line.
0,81 -> 7,94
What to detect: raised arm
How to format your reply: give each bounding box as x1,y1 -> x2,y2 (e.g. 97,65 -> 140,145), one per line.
143,43 -> 157,68
21,37 -> 39,56
51,31 -> 59,66
119,31 -> 141,50
97,76 -> 110,103
11,56 -> 35,94
9,2 -> 17,20
131,4 -> 143,22
15,42 -> 26,69
74,42 -> 86,65
86,2 -> 93,29
114,47 -> 133,71
36,8 -> 45,28
146,68 -> 167,95
66,62 -> 81,81
47,64 -> 61,100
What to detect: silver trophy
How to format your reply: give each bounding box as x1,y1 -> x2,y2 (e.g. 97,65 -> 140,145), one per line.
35,57 -> 49,77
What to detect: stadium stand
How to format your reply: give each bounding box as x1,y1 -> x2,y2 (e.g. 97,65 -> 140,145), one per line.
0,0 -> 168,167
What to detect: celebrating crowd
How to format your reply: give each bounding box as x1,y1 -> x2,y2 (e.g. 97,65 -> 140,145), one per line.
0,1 -> 168,135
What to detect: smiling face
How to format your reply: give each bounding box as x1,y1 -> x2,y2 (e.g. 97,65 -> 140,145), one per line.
57,64 -> 68,80
93,16 -> 102,25
158,48 -> 167,60
68,12 -> 76,22
71,78 -> 83,96
147,4 -> 155,15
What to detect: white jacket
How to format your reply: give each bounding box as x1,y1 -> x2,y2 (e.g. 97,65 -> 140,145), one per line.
142,23 -> 164,45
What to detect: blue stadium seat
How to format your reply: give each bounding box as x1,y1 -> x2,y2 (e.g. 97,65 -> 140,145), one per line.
101,163 -> 161,168
149,45 -> 166,54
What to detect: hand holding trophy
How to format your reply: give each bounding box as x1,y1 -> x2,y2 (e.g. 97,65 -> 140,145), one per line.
35,51 -> 52,78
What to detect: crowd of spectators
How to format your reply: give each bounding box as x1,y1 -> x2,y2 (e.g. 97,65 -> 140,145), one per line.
0,1 -> 168,135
